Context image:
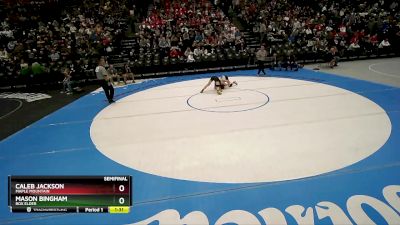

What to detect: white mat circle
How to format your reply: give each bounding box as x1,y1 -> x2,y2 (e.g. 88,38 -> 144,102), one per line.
90,76 -> 391,183
187,89 -> 269,113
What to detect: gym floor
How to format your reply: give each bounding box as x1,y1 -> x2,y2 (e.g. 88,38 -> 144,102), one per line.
0,58 -> 399,225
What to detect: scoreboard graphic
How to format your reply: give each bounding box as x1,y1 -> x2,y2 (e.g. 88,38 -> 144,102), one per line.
8,176 -> 131,213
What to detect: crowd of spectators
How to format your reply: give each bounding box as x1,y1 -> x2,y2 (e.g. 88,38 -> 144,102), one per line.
235,0 -> 400,60
134,0 -> 245,64
1,0 -> 400,89
0,0 -> 131,87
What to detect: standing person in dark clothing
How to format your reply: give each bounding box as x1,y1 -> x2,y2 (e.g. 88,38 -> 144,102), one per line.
281,54 -> 289,70
95,58 -> 115,103
288,54 -> 299,71
256,45 -> 267,75
270,53 -> 280,70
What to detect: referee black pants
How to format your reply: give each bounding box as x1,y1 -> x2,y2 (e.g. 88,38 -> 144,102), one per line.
100,80 -> 114,102
257,61 -> 266,75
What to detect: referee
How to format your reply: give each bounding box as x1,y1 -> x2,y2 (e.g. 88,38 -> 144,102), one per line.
256,45 -> 267,75
95,58 -> 115,103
